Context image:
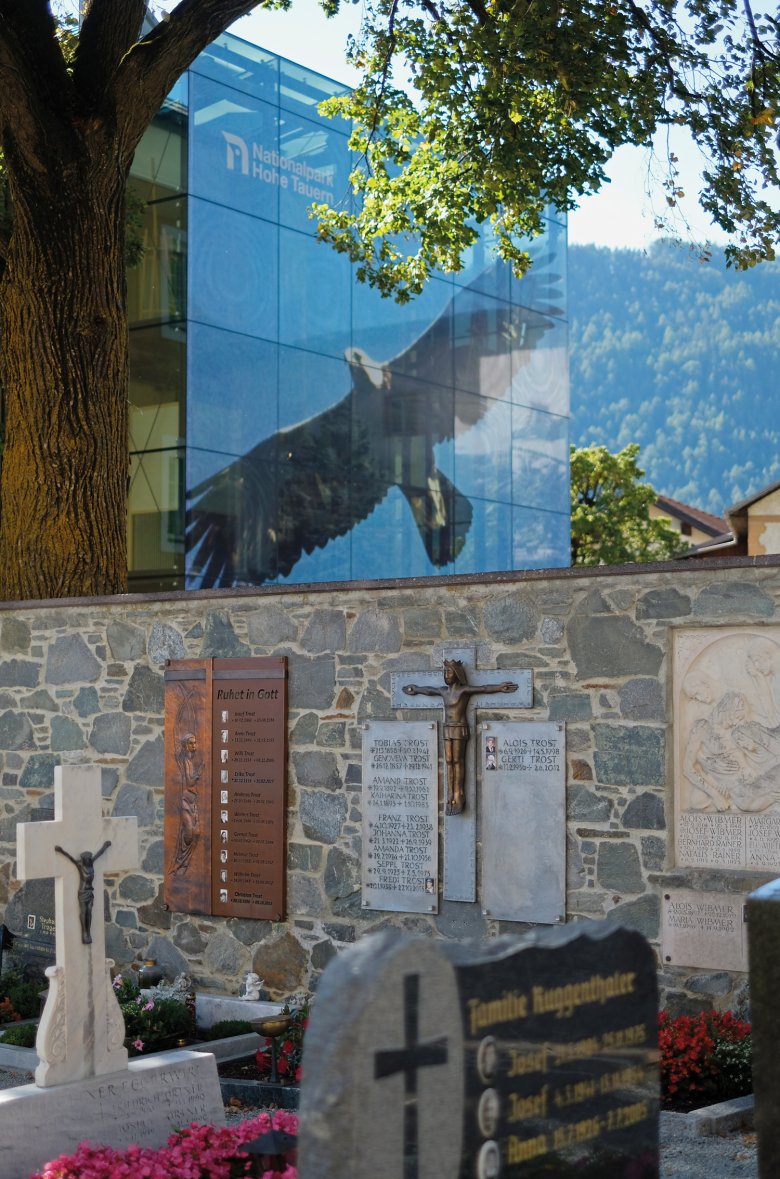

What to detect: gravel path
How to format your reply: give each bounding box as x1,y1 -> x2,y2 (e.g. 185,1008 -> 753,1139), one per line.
0,1068 -> 759,1177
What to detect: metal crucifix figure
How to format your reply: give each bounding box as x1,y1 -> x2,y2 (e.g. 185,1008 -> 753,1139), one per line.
403,659 -> 517,815
55,840 -> 111,945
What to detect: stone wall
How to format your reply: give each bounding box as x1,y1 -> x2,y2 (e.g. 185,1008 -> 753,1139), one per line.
1,556 -> 779,1013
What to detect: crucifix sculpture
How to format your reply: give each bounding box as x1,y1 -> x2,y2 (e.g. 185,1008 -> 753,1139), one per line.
16,765 -> 138,1086
402,660 -> 517,815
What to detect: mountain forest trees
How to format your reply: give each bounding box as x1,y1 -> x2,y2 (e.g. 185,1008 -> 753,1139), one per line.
1,1 -> 779,596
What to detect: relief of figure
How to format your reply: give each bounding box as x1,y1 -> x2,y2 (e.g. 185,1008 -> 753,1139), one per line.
745,638 -> 780,727
55,841 -> 111,944
683,688 -> 780,813
172,732 -> 203,875
402,660 -> 517,815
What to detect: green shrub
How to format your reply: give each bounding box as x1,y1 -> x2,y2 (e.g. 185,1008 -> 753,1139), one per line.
121,994 -> 195,1055
0,1022 -> 37,1047
202,1019 -> 254,1041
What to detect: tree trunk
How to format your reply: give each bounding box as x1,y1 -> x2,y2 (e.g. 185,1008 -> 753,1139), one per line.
0,149 -> 129,600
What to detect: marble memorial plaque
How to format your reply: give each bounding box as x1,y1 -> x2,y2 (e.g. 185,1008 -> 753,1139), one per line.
481,721 -> 566,924
674,626 -> 780,870
662,889 -> 748,972
0,1051 -> 225,1179
362,721 -> 438,914
298,924 -> 659,1179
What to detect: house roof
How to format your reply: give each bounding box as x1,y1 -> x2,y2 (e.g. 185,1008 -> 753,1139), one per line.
655,494 -> 728,538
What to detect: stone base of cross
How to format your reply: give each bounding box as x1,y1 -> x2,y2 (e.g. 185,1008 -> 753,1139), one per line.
391,646 -> 532,902
16,765 -> 139,1087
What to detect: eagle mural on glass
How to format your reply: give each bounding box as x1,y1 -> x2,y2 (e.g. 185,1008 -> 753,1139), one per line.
186,253 -> 564,587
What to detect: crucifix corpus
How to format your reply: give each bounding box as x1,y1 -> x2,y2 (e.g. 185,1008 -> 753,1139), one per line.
392,648 -> 532,902
16,765 -> 139,1087
402,660 -> 518,815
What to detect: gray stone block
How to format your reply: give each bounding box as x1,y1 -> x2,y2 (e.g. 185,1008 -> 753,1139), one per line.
619,678 -> 664,720
347,610 -> 402,653
323,846 -> 360,900
172,921 -> 207,955
142,839 -> 165,874
204,929 -> 250,977
74,686 -> 99,716
547,689 -> 592,721
685,971 -> 731,996
89,712 -> 131,755
19,753 -> 57,789
200,611 -> 250,657
622,791 -> 665,830
569,616 -> 663,679
0,660 -> 39,688
20,689 -> 57,711
593,724 -> 665,786
311,939 -> 337,971
605,893 -> 660,940
247,605 -> 297,646
640,835 -> 666,871
300,789 -> 347,845
636,588 -> 692,619
288,654 -> 336,709
292,750 -> 341,791
567,784 -> 611,822
126,736 -> 163,786
693,582 -> 774,618
148,622 -> 186,665
289,873 -> 324,917
145,934 -> 189,979
46,635 -> 101,684
434,899 -> 488,940
107,620 -> 145,661
114,783 -> 157,827
597,842 -> 645,892
540,616 -> 565,643
118,873 -> 157,902
122,665 -> 164,714
292,712 -> 320,744
302,610 -> 346,654
1,618 -> 30,653
50,715 -> 85,751
483,593 -> 538,642
0,711 -> 35,750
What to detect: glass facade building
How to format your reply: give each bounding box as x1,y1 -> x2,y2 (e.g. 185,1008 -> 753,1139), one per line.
127,32 -> 569,592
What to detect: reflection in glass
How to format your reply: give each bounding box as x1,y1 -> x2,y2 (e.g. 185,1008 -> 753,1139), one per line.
279,228 -> 351,355
279,111 -> 350,234
127,197 -> 187,326
187,325 -> 278,455
511,315 -> 569,417
513,505 -> 570,570
512,408 -> 569,514
453,395 -> 512,504
188,199 -> 278,339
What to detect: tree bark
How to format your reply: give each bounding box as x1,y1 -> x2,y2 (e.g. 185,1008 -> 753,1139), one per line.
0,142 -> 129,599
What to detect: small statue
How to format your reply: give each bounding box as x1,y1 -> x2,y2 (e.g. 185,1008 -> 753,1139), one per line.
403,660 -> 517,815
55,840 -> 111,944
241,971 -> 263,1001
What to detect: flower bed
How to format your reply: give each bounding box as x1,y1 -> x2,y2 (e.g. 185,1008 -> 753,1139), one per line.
29,1109 -> 298,1179
659,1009 -> 752,1112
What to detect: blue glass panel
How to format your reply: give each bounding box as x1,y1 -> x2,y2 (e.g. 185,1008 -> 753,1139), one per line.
453,394 -> 512,504
349,364 -> 455,484
456,224 -> 511,302
453,497 -> 513,574
512,408 -> 569,513
452,289 -> 512,401
188,198 -> 278,340
511,314 -> 569,417
187,324 -> 278,454
279,56 -> 351,133
165,77 -> 188,113
190,74 -> 279,222
192,34 -> 278,104
350,488 -> 446,580
352,275 -> 453,384
278,346 -> 352,430
279,110 -> 351,233
512,506 -> 570,570
510,218 -> 567,320
276,530 -> 352,584
279,229 -> 351,356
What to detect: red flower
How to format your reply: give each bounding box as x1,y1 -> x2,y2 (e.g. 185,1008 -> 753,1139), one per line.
255,1050 -> 270,1073
277,1056 -> 290,1076
282,1039 -> 295,1055
295,1064 -> 302,1082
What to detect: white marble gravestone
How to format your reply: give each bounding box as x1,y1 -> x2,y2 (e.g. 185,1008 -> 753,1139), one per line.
4,764 -> 226,1176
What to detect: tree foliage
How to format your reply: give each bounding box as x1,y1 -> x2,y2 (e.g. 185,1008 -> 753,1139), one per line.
569,240 -> 780,514
314,0 -> 780,299
570,443 -> 685,566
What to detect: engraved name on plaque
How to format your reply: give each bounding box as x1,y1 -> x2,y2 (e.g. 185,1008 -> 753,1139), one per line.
362,721 -> 439,915
480,720 -> 566,924
164,657 -> 288,920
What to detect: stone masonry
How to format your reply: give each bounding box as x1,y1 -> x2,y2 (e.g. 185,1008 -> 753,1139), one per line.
1,555 -> 779,1014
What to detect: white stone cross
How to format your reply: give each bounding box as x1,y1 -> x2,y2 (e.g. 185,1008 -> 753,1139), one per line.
16,764 -> 138,1087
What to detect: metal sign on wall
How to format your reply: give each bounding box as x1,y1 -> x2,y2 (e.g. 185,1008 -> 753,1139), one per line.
163,657 -> 288,921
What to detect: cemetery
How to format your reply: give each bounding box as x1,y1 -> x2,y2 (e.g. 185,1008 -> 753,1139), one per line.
0,553 -> 777,1173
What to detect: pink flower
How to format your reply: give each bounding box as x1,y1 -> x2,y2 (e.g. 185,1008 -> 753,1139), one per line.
133,1038 -> 145,1051
144,1000 -> 154,1012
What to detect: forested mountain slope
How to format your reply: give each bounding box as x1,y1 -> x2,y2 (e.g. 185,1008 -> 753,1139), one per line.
568,241 -> 780,515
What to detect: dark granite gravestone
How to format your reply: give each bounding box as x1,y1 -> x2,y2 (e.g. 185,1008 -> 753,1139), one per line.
2,873 -> 55,977
298,924 -> 659,1179
747,877 -> 780,1179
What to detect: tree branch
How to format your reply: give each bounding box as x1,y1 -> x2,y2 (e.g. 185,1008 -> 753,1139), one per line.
0,3 -> 73,168
72,0 -> 148,112
111,0 -> 263,155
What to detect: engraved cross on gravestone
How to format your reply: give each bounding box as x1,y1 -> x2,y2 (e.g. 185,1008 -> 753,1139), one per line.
16,765 -> 139,1087
392,648 -> 532,901
374,973 -> 449,1179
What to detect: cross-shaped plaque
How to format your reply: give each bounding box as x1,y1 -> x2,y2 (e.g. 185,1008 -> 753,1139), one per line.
392,647 -> 532,901
374,973 -> 449,1179
16,765 -> 139,1086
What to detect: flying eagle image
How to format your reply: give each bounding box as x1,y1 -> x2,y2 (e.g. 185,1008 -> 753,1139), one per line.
186,254 -> 563,588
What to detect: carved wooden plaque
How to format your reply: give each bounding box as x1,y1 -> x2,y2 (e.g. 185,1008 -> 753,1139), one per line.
164,657 -> 288,919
